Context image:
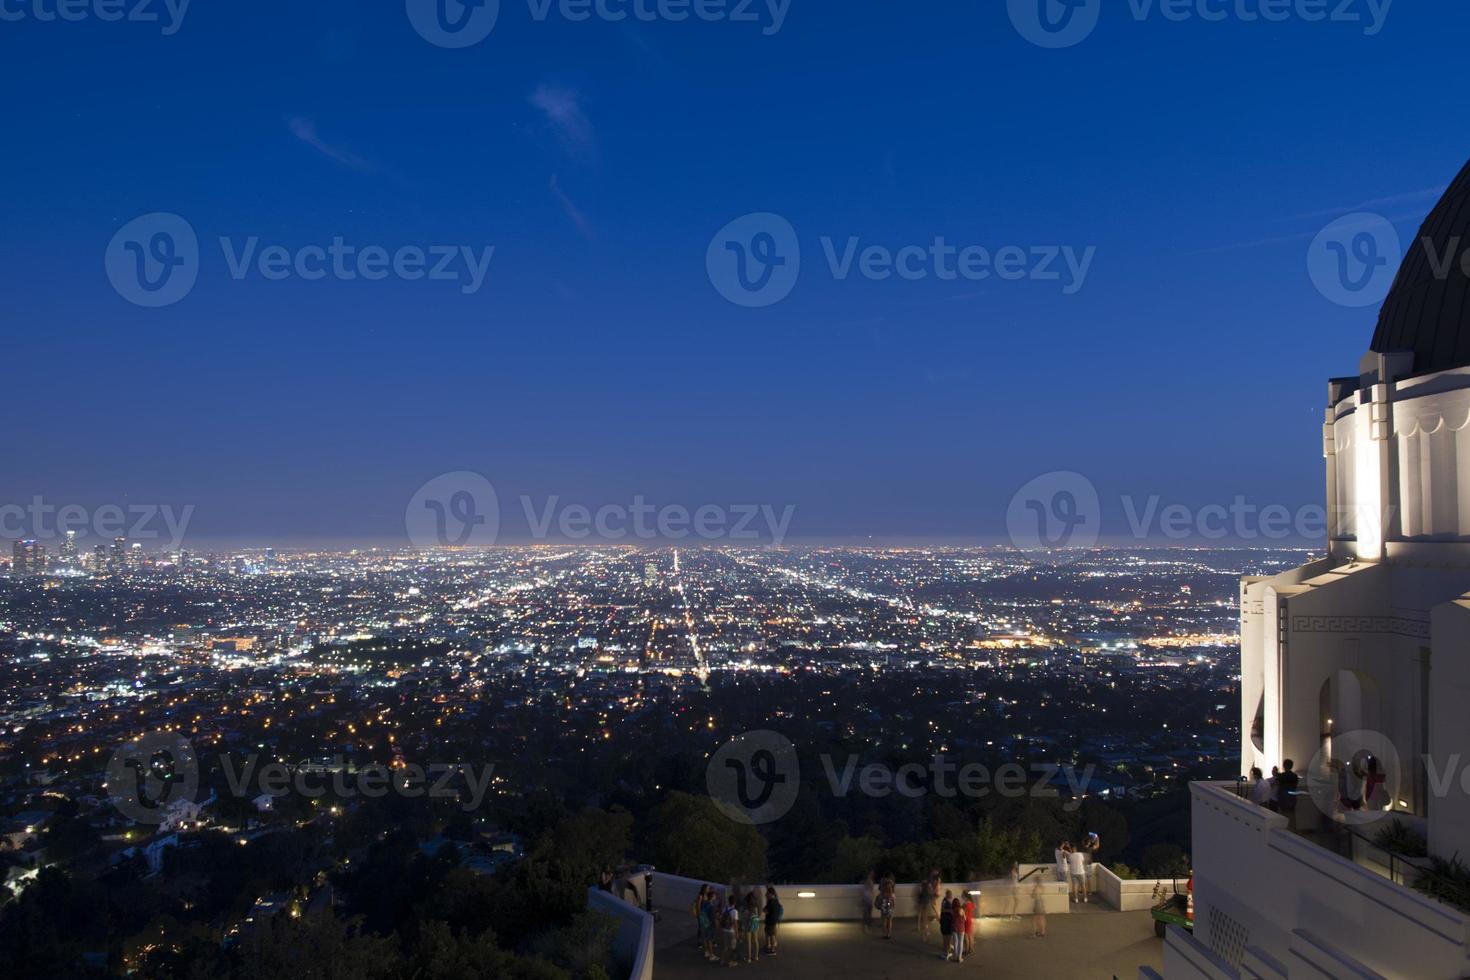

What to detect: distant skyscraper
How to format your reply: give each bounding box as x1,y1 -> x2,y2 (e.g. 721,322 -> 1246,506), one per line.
11,539 -> 44,576
60,530 -> 78,562
644,561 -> 657,587
110,537 -> 126,573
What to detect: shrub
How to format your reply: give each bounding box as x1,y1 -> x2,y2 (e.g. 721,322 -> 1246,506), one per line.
1414,854 -> 1470,914
1374,819 -> 1428,859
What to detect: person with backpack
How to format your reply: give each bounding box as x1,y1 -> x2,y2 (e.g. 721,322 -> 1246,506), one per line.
696,886 -> 719,962
763,885 -> 782,956
720,893 -> 740,966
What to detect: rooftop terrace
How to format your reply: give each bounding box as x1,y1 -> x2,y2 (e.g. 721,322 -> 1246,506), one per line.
653,906 -> 1164,979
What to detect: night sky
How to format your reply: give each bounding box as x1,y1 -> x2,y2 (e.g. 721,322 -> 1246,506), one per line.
2,0 -> 1463,547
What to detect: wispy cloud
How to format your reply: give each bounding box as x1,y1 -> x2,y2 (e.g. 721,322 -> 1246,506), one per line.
1187,189 -> 1440,255
550,175 -> 596,241
530,84 -> 595,158
1281,186 -> 1445,223
287,117 -> 373,173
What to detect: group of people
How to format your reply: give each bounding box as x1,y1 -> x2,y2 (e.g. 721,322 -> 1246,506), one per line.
1248,753 -> 1386,818
1053,833 -> 1100,904
691,883 -> 783,967
867,870 -> 980,962
1247,760 -> 1299,815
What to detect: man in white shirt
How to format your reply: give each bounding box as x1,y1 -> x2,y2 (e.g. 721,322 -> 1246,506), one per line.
1054,842 -> 1067,883
1067,845 -> 1089,903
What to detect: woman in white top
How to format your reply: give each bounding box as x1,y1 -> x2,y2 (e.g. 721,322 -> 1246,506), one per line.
1248,766 -> 1273,806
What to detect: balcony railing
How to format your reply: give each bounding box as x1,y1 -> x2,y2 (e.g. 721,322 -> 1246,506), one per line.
1220,778 -> 1430,889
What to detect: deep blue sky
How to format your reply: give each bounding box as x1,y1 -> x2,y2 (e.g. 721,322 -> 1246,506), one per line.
2,0 -> 1465,547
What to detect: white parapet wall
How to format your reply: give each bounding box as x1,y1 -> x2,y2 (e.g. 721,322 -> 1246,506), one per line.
649,870 -> 1070,921
587,888 -> 654,980
1176,781 -> 1470,979
1094,865 -> 1186,912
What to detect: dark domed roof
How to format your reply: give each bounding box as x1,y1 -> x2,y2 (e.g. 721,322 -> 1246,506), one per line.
1371,158 -> 1470,375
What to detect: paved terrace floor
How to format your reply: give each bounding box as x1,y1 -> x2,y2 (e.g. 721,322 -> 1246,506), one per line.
654,906 -> 1163,980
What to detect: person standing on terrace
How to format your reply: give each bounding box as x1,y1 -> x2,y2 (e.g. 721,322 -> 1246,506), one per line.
939,891 -> 956,961
1249,767 -> 1273,807
860,871 -> 876,934
1275,759 -> 1300,827
763,885 -> 782,956
1067,843 -> 1089,903
877,878 -> 896,940
721,892 -> 740,967
919,869 -> 941,943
